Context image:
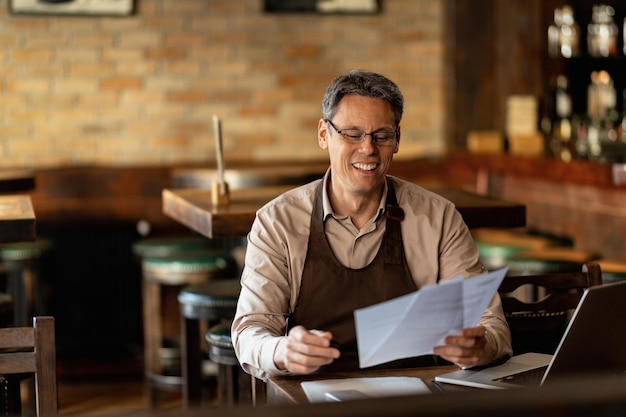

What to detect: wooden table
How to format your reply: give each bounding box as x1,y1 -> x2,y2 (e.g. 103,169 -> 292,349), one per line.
266,365 -> 471,404
128,372 -> 626,417
0,195 -> 36,243
0,169 -> 36,243
162,185 -> 525,239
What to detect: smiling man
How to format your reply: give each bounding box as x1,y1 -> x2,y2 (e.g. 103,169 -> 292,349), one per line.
231,70 -> 512,381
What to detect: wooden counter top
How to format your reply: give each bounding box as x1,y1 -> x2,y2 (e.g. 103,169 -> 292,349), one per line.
446,152 -> 626,188
162,184 -> 525,239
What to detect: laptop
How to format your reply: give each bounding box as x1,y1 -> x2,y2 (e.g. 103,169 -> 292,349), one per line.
435,280 -> 626,389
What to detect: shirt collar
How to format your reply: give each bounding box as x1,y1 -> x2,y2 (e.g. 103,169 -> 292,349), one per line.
321,169 -> 388,222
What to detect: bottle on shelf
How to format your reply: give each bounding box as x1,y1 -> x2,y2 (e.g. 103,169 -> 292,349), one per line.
587,70 -> 616,120
587,4 -> 618,58
571,115 -> 589,160
548,5 -> 580,58
618,90 -> 626,143
555,75 -> 572,120
549,75 -> 574,161
623,17 -> 626,56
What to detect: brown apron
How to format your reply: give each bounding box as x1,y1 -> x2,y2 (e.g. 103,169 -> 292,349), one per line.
288,178 -> 441,372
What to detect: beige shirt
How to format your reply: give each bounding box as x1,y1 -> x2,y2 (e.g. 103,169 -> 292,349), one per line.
232,172 -> 512,380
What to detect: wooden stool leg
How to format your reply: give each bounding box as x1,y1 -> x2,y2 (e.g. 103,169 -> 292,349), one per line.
142,280 -> 162,407
248,373 -> 266,406
181,316 -> 202,408
231,365 -> 239,405
217,363 -> 237,407
6,264 -> 26,326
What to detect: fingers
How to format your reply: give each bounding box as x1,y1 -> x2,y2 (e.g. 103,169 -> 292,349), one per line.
274,326 -> 341,374
433,326 -> 487,368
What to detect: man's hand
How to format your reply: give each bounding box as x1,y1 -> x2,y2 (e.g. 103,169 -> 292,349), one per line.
433,326 -> 487,368
273,325 -> 341,374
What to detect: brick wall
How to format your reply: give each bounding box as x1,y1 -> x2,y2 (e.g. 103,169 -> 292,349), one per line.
0,0 -> 445,168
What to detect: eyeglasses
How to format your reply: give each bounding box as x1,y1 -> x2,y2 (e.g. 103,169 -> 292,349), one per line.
326,119 -> 397,147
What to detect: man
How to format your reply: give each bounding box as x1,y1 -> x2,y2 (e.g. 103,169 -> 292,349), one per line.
232,69 -> 512,380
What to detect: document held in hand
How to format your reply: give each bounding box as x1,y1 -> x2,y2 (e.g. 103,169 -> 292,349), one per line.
354,267 -> 508,368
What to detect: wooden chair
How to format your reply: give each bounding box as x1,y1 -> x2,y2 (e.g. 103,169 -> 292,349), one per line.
0,316 -> 58,417
498,262 -> 602,355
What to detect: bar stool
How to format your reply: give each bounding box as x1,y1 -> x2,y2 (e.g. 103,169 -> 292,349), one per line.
0,239 -> 54,326
177,279 -> 240,408
140,247 -> 237,407
132,234 -> 210,385
205,321 -> 239,407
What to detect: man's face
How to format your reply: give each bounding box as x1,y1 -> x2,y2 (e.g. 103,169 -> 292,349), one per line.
318,95 -> 400,198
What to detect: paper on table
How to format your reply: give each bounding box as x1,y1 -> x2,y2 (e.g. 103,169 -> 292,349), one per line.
354,267 -> 508,368
300,376 -> 430,402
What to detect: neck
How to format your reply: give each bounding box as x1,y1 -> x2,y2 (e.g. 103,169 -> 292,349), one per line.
328,183 -> 384,230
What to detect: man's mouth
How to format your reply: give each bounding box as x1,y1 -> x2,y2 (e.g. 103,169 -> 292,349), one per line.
352,163 -> 378,171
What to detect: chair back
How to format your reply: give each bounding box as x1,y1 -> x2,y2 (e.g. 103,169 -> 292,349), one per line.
0,316 -> 58,417
498,263 -> 602,355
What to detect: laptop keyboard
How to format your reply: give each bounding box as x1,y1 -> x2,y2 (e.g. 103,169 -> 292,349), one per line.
493,366 -> 548,386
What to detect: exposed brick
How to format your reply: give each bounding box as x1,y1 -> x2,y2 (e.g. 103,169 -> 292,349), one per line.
145,47 -> 187,60
100,77 -> 142,90
2,0 -> 445,168
239,106 -> 277,117
281,45 -> 321,58
167,91 -> 209,103
11,48 -> 53,63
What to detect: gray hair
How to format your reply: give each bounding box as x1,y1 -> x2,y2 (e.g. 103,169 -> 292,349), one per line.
321,69 -> 404,126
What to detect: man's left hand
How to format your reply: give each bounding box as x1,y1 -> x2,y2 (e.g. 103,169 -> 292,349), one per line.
433,326 -> 487,368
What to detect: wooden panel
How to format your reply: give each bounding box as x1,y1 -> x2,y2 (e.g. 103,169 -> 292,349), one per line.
445,0 -> 546,149
0,169 -> 35,193
29,166 -> 185,232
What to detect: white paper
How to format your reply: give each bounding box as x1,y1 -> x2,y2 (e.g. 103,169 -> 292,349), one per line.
354,267 -> 508,368
300,376 -> 430,402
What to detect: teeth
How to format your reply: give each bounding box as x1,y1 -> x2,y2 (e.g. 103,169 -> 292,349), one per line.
353,163 -> 377,171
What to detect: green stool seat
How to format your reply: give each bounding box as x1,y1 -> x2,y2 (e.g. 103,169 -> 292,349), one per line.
206,323 -> 235,354
0,240 -> 54,261
178,279 -> 240,407
178,280 -> 240,319
602,271 -> 626,283
143,250 -> 237,285
0,239 -> 54,326
507,258 -> 583,276
475,241 -> 527,270
132,235 -> 210,258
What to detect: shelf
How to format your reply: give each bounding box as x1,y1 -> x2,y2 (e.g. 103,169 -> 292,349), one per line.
446,152 -> 626,188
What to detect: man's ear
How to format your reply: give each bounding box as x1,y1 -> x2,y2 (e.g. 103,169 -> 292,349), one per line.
318,118 -> 329,149
393,126 -> 401,153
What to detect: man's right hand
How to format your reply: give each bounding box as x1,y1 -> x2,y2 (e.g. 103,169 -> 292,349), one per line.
273,325 -> 341,374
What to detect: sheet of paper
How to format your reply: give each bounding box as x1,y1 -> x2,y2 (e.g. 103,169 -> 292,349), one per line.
354,267 -> 508,368
300,376 -> 430,402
